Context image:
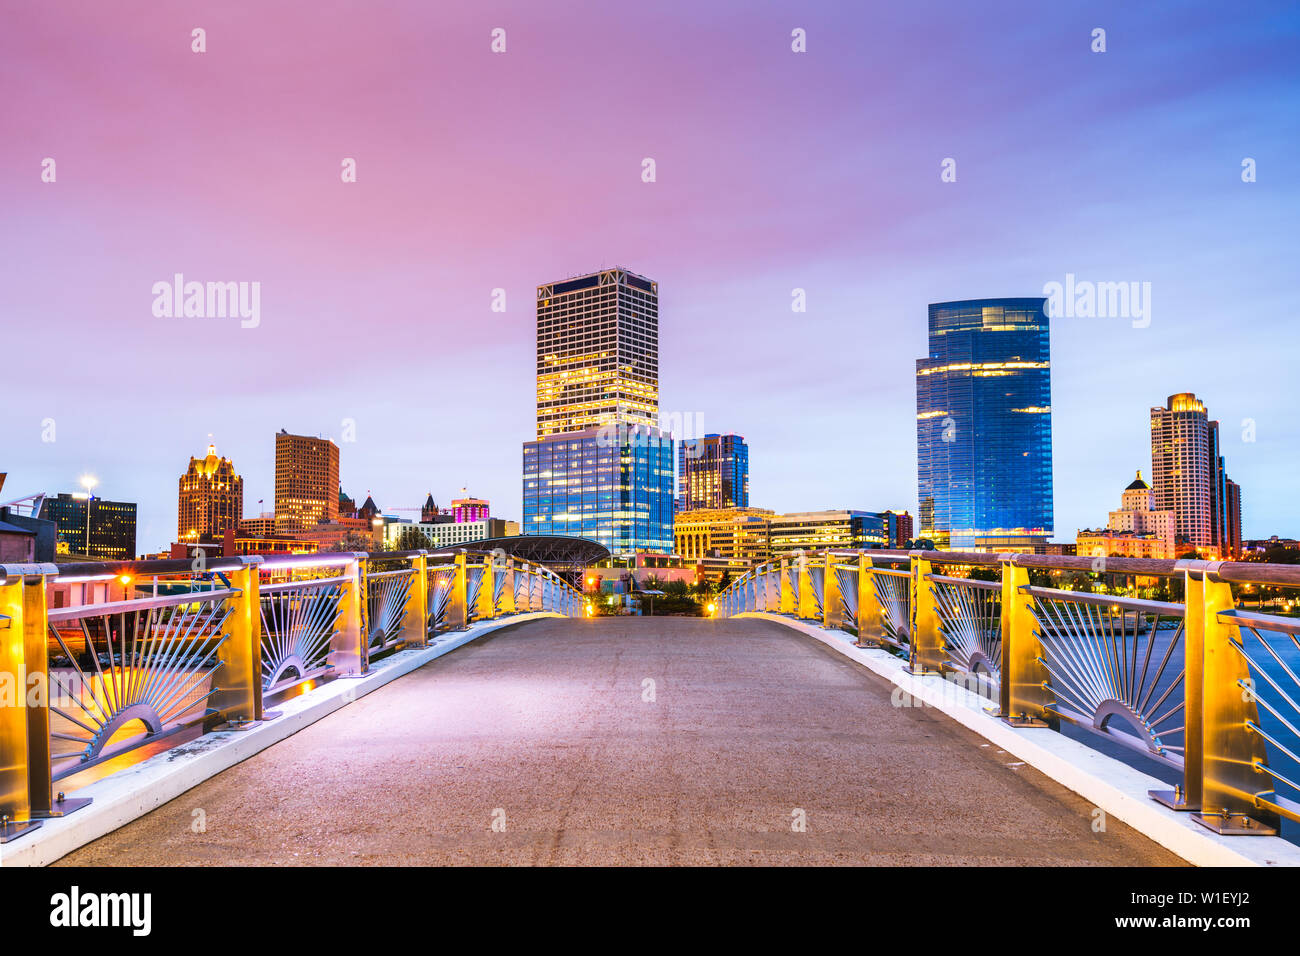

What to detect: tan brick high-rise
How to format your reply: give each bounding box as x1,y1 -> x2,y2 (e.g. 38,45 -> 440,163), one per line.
274,430 -> 339,532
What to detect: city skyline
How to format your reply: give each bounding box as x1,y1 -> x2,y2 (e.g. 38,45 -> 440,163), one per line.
3,2 -> 1298,550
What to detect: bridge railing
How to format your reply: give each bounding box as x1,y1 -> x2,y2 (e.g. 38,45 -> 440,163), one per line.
715,548 -> 1300,838
0,548 -> 583,841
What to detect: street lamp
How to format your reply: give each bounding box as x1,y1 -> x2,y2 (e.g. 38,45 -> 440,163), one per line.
79,474 -> 98,555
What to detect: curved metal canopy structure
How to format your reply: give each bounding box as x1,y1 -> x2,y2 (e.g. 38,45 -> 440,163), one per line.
432,535 -> 610,573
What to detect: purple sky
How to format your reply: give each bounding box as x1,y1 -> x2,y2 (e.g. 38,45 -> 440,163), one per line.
3,1 -> 1298,552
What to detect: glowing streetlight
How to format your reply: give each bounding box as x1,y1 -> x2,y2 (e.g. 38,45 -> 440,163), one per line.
79,474 -> 98,555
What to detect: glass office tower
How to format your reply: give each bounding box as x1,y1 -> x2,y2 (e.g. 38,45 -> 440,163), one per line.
915,298 -> 1053,550
678,433 -> 749,511
524,267 -> 673,555
523,424 -> 675,556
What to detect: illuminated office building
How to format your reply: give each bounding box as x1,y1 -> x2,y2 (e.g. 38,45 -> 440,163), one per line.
177,443 -> 243,542
523,425 -> 674,556
675,507 -> 773,564
916,298 -> 1053,550
524,268 -> 673,556
534,268 -> 659,439
678,433 -> 749,511
1149,392 -> 1241,556
40,492 -> 137,560
883,510 -> 914,549
274,429 -> 340,531
768,510 -> 891,556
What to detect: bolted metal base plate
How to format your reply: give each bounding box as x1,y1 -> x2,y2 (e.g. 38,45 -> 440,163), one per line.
1149,789 -> 1198,812
1000,715 -> 1052,728
1191,811 -> 1277,836
0,819 -> 42,843
34,795 -> 93,819
213,720 -> 255,732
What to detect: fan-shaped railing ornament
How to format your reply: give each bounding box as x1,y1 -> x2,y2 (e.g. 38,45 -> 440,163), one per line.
260,579 -> 344,691
1030,590 -> 1186,767
46,592 -> 235,778
930,576 -> 1002,684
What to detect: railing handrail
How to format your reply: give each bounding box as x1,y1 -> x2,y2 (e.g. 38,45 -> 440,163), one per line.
0,546 -> 589,840
722,548 -> 1300,586
47,587 -> 242,622
713,546 -> 1300,836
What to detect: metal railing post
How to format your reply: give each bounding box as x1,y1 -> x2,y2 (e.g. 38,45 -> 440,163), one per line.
797,553 -> 817,620
854,554 -> 884,648
1150,562 -> 1203,811
329,552 -> 368,675
212,555 -> 265,723
478,554 -> 497,621
1191,567 -> 1279,834
0,564 -> 54,839
779,558 -> 794,614
447,551 -> 469,627
25,564 -> 93,818
998,556 -> 1053,727
402,552 -> 429,648
823,554 -> 843,629
501,558 -> 517,615
907,554 -> 944,674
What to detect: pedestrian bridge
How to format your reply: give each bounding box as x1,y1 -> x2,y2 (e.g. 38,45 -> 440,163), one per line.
2,549 -> 1300,866
51,617 -> 1177,866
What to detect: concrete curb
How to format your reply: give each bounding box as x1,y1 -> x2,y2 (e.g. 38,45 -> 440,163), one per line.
0,612 -> 564,868
736,611 -> 1300,868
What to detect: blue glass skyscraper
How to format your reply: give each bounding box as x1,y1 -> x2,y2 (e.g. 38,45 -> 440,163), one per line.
915,298 -> 1053,550
523,425 -> 675,555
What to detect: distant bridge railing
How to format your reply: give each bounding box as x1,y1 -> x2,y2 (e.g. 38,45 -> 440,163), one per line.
715,548 -> 1300,838
0,548 -> 582,843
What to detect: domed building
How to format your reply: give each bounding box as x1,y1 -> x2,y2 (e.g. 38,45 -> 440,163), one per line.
1076,469 -> 1177,560
177,442 -> 244,541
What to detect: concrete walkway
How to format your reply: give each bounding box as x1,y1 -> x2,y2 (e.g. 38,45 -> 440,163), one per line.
57,617 -> 1182,866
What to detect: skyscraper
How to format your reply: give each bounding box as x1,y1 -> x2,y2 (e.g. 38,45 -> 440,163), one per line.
535,268 -> 659,438
916,297 -> 1053,550
274,429 -> 340,532
1149,392 -> 1241,556
177,443 -> 243,541
678,433 -> 749,511
524,268 -> 674,556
